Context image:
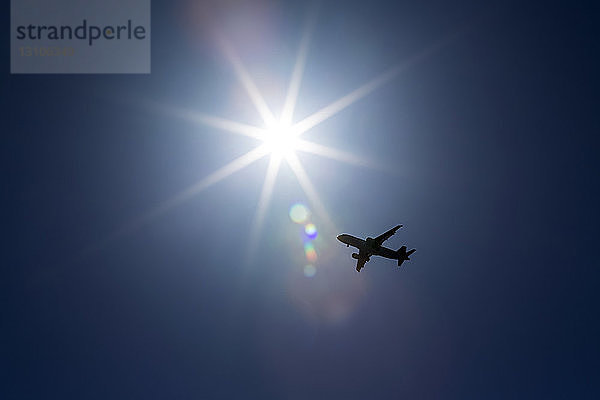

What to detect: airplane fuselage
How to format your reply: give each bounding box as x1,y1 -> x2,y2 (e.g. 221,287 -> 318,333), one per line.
336,234 -> 398,260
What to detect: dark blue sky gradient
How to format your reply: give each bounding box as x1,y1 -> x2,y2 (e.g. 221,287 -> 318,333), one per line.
3,1 -> 599,398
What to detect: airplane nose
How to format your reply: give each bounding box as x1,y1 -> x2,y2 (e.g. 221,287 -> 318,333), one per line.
336,235 -> 342,241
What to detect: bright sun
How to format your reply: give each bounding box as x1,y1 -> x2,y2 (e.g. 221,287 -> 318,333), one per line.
263,121 -> 298,158
130,17 -> 408,263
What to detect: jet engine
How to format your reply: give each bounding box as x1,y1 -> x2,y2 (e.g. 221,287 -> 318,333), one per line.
352,253 -> 370,261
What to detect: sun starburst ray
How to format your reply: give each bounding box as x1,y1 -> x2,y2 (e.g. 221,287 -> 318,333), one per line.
292,37 -> 454,137
100,145 -> 270,246
295,139 -> 378,168
137,100 -> 268,141
280,9 -> 317,125
150,144 -> 270,217
292,66 -> 401,137
285,152 -> 335,230
168,108 -> 267,140
246,155 -> 282,263
217,35 -> 277,127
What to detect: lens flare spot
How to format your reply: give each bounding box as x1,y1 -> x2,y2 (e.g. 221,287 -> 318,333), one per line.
304,223 -> 317,239
303,264 -> 316,277
304,242 -> 317,262
289,203 -> 309,224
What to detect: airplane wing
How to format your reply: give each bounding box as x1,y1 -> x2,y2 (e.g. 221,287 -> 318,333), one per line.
356,256 -> 367,272
374,225 -> 402,246
355,249 -> 369,272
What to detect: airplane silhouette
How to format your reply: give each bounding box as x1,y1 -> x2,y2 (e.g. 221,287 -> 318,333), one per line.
337,225 -> 416,272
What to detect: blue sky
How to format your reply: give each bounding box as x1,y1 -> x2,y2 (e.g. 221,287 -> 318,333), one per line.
3,1 -> 599,398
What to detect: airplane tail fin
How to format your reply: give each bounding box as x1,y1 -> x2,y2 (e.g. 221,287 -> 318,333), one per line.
397,246 -> 416,267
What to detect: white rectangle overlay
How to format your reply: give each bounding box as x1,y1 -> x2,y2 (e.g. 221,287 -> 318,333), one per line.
11,0 -> 150,73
